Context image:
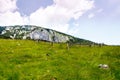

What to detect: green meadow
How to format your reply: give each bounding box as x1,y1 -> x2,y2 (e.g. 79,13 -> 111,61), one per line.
0,39 -> 120,80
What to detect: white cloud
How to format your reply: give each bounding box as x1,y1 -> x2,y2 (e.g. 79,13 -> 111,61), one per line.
29,5 -> 70,32
0,0 -> 94,33
30,0 -> 94,33
87,9 -> 103,19
0,0 -> 17,13
0,11 -> 24,26
54,0 -> 94,20
88,13 -> 94,19
0,0 -> 27,26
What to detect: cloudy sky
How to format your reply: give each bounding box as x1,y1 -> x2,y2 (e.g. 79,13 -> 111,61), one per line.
0,0 -> 120,45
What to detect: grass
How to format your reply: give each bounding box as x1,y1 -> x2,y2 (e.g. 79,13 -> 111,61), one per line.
0,39 -> 120,80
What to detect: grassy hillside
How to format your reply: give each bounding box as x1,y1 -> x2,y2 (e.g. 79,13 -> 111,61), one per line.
0,39 -> 119,80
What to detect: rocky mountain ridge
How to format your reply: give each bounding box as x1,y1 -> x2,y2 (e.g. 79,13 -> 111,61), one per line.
0,25 -> 95,44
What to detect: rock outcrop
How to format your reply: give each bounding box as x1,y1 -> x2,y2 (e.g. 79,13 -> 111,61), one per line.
0,25 -> 95,44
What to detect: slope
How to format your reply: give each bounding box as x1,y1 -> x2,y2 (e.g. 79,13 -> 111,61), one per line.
0,39 -> 119,80
0,25 -> 96,45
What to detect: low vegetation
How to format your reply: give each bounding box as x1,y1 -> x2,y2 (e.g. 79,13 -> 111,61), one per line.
0,39 -> 120,80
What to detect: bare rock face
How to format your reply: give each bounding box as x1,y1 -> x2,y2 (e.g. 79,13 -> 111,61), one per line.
0,25 -> 73,43
0,25 -> 95,44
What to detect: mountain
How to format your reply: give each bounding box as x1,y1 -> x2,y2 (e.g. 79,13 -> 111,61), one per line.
0,25 -> 96,44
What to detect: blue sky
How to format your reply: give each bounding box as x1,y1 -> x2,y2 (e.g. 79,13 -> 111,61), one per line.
0,0 -> 120,45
